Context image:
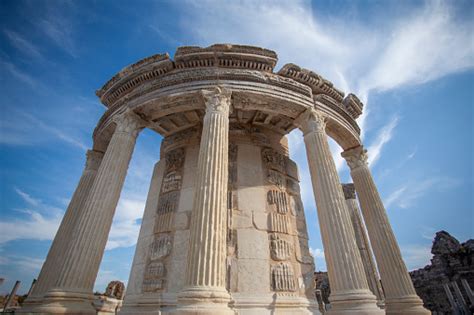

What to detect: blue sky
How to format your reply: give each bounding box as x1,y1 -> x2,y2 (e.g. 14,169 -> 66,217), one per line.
0,0 -> 472,295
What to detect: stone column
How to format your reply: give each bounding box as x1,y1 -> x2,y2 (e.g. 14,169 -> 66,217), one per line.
176,87 -> 233,315
38,110 -> 145,314
299,110 -> 382,315
342,183 -> 385,308
342,146 -> 430,315
20,150 -> 103,310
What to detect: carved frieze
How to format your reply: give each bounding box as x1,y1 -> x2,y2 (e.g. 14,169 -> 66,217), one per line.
269,213 -> 291,234
270,233 -> 293,261
286,178 -> 300,195
267,170 -> 285,189
161,171 -> 182,193
154,212 -> 174,233
143,261 -> 166,292
165,147 -> 185,172
271,262 -> 297,292
262,147 -> 286,173
267,190 -> 289,214
157,191 -> 179,215
150,234 -> 172,261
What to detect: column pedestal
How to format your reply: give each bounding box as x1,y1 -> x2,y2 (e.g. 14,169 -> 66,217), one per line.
176,87 -> 233,315
35,111 -> 145,315
299,110 -> 382,315
342,146 -> 430,315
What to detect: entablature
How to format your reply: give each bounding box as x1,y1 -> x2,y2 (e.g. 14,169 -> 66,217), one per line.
92,44 -> 364,153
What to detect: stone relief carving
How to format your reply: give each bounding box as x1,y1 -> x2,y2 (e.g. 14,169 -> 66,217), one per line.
150,234 -> 172,261
202,87 -> 232,114
267,169 -> 285,189
143,261 -> 166,292
341,146 -> 368,171
154,212 -> 174,234
161,127 -> 199,152
161,171 -> 182,193
156,191 -> 180,215
262,147 -> 286,173
105,281 -> 125,299
270,233 -> 293,261
271,262 -> 297,292
165,147 -> 185,172
286,178 -> 300,195
267,190 -> 289,214
269,213 -> 291,234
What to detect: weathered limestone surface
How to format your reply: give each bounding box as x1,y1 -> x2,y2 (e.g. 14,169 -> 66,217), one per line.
19,150 -> 103,312
26,44 -> 427,315
119,159 -> 165,314
410,231 -> 474,314
342,145 -> 430,315
176,87 -> 234,314
35,111 -> 144,315
342,183 -> 385,307
300,110 -> 382,315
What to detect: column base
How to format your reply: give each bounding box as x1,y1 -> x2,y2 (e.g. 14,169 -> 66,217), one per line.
328,290 -> 385,315
175,286 -> 234,315
385,296 -> 431,315
17,296 -> 44,313
26,289 -> 96,315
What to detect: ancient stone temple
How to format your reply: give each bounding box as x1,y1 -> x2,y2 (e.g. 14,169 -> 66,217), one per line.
19,44 -> 430,315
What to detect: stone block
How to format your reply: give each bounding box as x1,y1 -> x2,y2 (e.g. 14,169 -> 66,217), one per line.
238,258 -> 270,293
178,187 -> 194,212
237,229 -> 269,260
166,230 -> 190,293
252,210 -> 268,230
232,213 -> 252,229
238,186 -> 266,213
173,211 -> 190,230
126,262 -> 145,296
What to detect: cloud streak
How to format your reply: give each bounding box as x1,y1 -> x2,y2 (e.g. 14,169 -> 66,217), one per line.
175,0 -> 474,170
384,176 -> 461,210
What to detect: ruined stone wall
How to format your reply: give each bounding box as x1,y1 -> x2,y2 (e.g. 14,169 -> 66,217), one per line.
410,231 -> 474,314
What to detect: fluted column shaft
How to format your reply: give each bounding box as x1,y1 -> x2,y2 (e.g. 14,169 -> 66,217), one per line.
300,110 -> 382,314
27,150 -> 103,302
186,88 -> 230,288
342,183 -> 385,307
178,88 -> 233,314
50,111 -> 143,293
342,146 -> 430,315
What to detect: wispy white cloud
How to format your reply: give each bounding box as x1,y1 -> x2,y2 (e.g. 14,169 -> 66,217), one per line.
384,176 -> 461,210
106,198 -> 145,250
4,30 -> 43,60
360,0 -> 474,94
0,210 -> 62,245
0,59 -> 38,88
174,0 -> 473,168
38,16 -> 77,58
367,115 -> 399,167
0,109 -> 88,150
401,244 -> 433,270
309,247 -> 325,259
15,188 -> 41,207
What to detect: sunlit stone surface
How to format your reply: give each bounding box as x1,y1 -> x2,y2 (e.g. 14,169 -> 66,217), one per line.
20,44 -> 429,315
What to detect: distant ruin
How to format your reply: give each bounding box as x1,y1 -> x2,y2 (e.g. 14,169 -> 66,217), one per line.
410,231 -> 474,314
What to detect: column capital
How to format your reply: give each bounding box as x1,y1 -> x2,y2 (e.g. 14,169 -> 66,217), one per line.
85,150 -> 104,171
202,86 -> 232,115
342,145 -> 369,171
113,110 -> 146,137
342,183 -> 356,200
295,109 -> 327,135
